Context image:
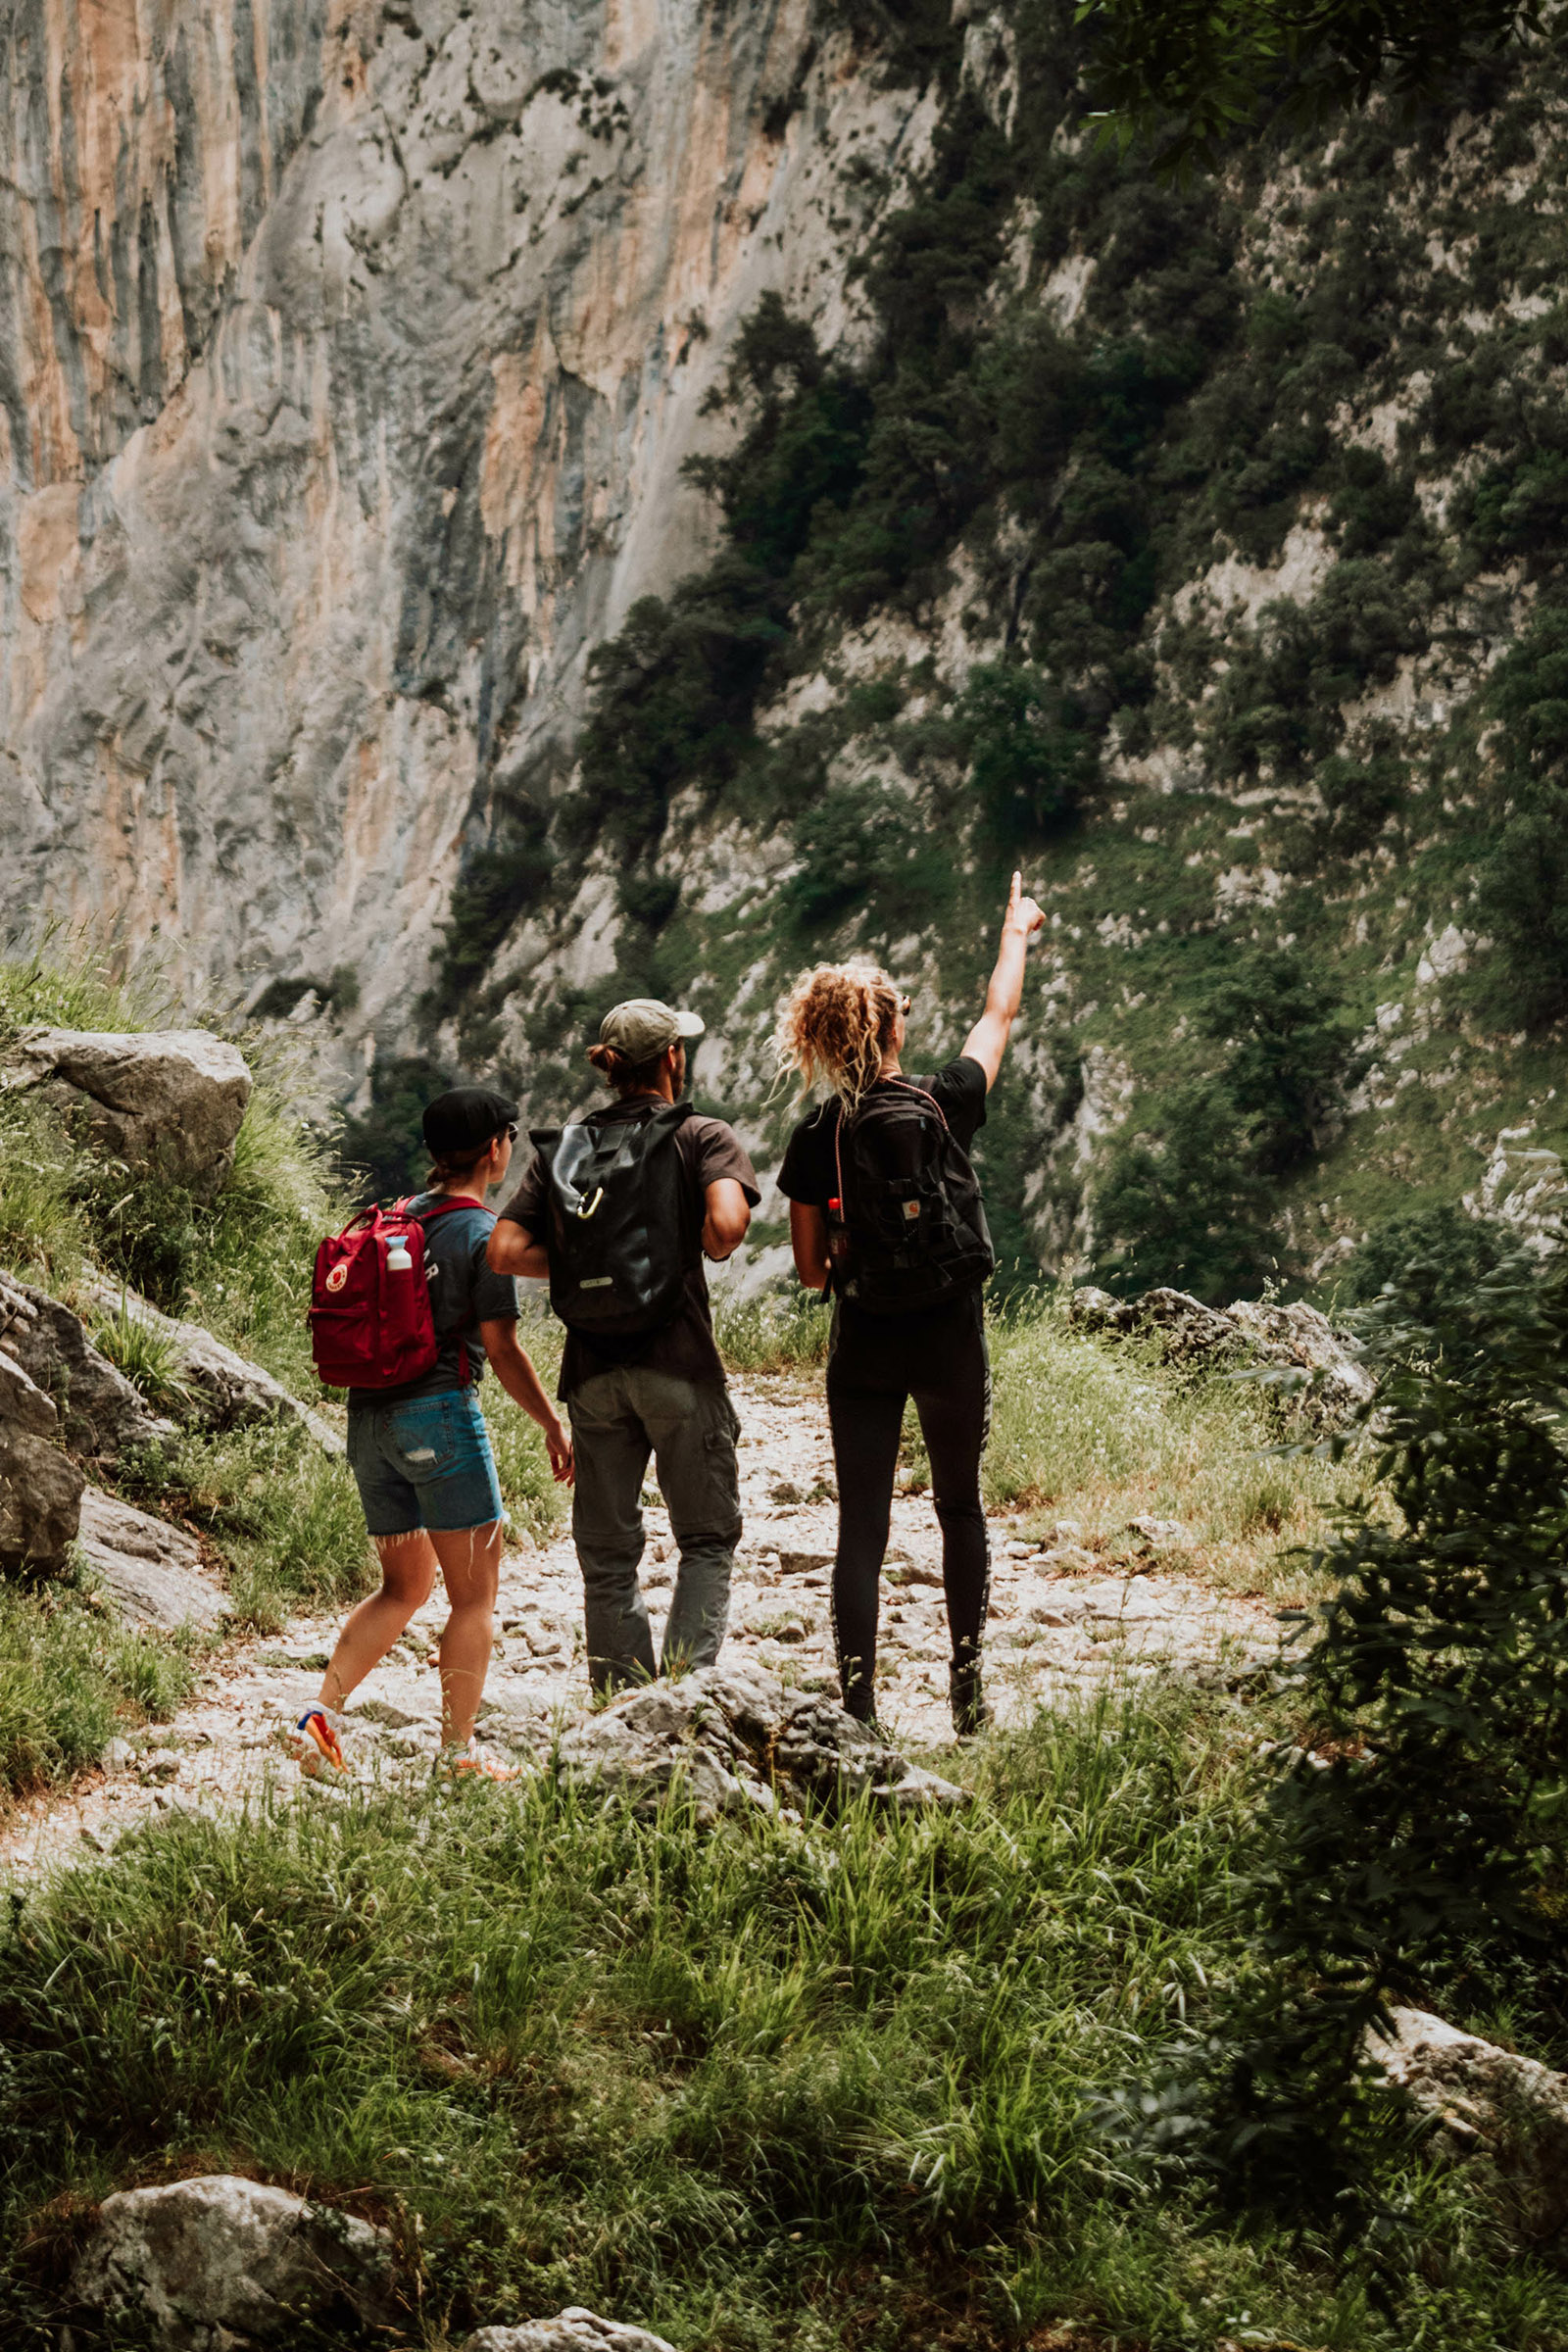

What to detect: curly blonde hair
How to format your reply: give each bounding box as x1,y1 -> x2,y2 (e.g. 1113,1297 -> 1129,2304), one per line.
775,961 -> 903,1111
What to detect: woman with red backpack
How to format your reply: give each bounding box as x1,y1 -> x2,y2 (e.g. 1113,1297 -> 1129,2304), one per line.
293,1086 -> 572,1782
775,873 -> 1044,1739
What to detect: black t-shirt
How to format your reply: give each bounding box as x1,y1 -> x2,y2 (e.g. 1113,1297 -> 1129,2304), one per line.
349,1194 -> 518,1407
777,1056 -> 992,1374
500,1100 -> 760,1398
777,1056 -> 990,1215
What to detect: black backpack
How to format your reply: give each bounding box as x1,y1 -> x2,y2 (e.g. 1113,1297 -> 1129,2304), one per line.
529,1102 -> 695,1338
828,1080 -> 995,1314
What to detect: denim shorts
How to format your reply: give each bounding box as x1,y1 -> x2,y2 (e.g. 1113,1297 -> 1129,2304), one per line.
346,1390 -> 505,1537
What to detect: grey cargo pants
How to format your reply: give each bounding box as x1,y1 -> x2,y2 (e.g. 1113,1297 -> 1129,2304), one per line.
567,1363 -> 742,1691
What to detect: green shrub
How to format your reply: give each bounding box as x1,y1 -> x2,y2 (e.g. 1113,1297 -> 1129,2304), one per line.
1341,1199 -> 1515,1323
954,661 -> 1095,840
87,1294 -> 193,1412
1092,1080 -> 1276,1302
788,776 -> 954,927
337,1052 -> 453,1204
1151,1245 -> 1568,2219
1195,948 -> 1361,1178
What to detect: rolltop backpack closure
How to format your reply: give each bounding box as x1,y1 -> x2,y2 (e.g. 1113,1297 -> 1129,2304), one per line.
530,1102 -> 694,1339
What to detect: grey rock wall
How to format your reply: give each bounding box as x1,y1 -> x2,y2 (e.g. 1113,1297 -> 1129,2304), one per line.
0,0 -> 924,1061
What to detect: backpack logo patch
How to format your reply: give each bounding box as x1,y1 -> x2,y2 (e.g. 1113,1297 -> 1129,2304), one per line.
325,1262 -> 349,1293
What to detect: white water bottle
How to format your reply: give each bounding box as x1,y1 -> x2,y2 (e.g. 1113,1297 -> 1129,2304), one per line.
385,1232 -> 414,1273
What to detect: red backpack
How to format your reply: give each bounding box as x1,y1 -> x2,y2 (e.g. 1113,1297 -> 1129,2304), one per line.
309,1199 -> 478,1392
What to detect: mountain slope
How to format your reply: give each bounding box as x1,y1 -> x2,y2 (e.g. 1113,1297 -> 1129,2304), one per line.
449,4 -> 1568,1295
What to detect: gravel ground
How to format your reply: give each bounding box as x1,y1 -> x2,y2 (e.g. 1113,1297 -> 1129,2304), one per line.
1,1375 -> 1286,1876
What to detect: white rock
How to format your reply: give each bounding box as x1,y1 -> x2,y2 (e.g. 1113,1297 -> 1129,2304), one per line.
81,1280 -> 343,1454
0,1269 -> 172,1459
72,2172 -> 398,2341
462,2309 -> 678,2352
1126,1516 -> 1193,1545
76,1487 -> 230,1631
1366,2006 -> 1568,2239
0,1353 -> 83,1567
551,1664 -> 966,1822
4,1028 -> 251,1192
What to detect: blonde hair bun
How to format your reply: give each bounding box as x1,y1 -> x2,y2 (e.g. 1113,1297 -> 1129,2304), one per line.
775,961 -> 902,1109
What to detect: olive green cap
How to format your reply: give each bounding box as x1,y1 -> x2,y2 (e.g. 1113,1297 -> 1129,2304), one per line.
598,998 -> 705,1060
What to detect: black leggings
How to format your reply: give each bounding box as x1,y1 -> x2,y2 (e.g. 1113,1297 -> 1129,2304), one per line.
825,1298 -> 991,1717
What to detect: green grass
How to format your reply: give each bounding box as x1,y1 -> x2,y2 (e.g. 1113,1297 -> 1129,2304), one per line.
0,1577 -> 198,1806
710,1283 -> 832,1373
1,1683 -> 1561,2348
984,1300 -> 1347,1589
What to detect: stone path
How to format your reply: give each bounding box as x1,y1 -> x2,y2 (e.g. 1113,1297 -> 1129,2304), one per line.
0,1376 -> 1286,1876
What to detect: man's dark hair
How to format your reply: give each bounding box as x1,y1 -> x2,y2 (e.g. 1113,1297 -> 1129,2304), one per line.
587,1042 -> 669,1096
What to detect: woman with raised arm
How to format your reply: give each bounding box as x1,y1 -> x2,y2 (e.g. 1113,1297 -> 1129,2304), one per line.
775,873 -> 1045,1737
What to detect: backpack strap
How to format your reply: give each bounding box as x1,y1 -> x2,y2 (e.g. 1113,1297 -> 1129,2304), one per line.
832,1080 -> 952,1208
405,1197 -> 493,1387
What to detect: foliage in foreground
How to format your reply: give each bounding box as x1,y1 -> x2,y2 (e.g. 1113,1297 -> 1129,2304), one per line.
3,1688 -> 1562,2350
1129,1239 -> 1568,2222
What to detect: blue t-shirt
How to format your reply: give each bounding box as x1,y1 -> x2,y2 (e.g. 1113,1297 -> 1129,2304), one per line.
348,1194 -> 518,1407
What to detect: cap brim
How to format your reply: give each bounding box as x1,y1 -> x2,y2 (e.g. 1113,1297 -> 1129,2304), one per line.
673,1010 -> 706,1039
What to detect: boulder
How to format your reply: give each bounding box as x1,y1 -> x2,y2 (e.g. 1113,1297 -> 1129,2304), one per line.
81,1280 -> 345,1456
0,1353 -> 83,1568
3,1025 -> 251,1192
1069,1285 -> 1372,1425
72,2173 -> 399,2345
0,1268 -> 173,1459
76,1487 -> 230,1632
554,1663 -> 968,1823
462,2312 -> 678,2352
1366,2005 -> 1568,2242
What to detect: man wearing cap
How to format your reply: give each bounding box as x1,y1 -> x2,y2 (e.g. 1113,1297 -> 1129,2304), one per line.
489,999 -> 760,1690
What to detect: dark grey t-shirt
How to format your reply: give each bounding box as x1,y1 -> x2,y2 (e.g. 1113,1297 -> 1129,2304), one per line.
348,1193 -> 518,1407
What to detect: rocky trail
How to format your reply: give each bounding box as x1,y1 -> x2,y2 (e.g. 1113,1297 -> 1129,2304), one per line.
1,1376 -> 1286,1877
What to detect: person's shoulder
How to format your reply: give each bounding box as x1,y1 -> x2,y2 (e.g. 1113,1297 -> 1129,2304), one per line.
788,1096 -> 839,1138
684,1108 -> 740,1142
428,1198 -> 495,1237
930,1054 -> 987,1099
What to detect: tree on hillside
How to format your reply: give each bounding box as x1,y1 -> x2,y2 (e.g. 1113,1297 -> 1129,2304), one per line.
1077,0 -> 1553,171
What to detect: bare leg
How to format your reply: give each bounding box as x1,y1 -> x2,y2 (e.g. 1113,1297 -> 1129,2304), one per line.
430,1519 -> 506,1747
318,1531 -> 438,1712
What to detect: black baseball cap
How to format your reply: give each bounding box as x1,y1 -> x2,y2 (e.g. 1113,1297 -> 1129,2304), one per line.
421,1085 -> 518,1155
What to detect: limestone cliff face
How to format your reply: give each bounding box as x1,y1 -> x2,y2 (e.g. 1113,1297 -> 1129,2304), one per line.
0,0 -> 923,1054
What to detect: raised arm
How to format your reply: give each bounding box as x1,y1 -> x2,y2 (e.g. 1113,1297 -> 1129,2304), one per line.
961,870 -> 1045,1091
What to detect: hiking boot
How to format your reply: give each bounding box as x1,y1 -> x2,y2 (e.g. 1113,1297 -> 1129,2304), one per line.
437,1737 -> 517,1786
950,1663 -> 991,1740
286,1706 -> 347,1778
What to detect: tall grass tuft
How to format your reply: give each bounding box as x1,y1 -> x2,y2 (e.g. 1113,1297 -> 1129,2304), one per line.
978,1298 -> 1347,1595
0,1578 -> 197,1803
710,1281 -> 831,1372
